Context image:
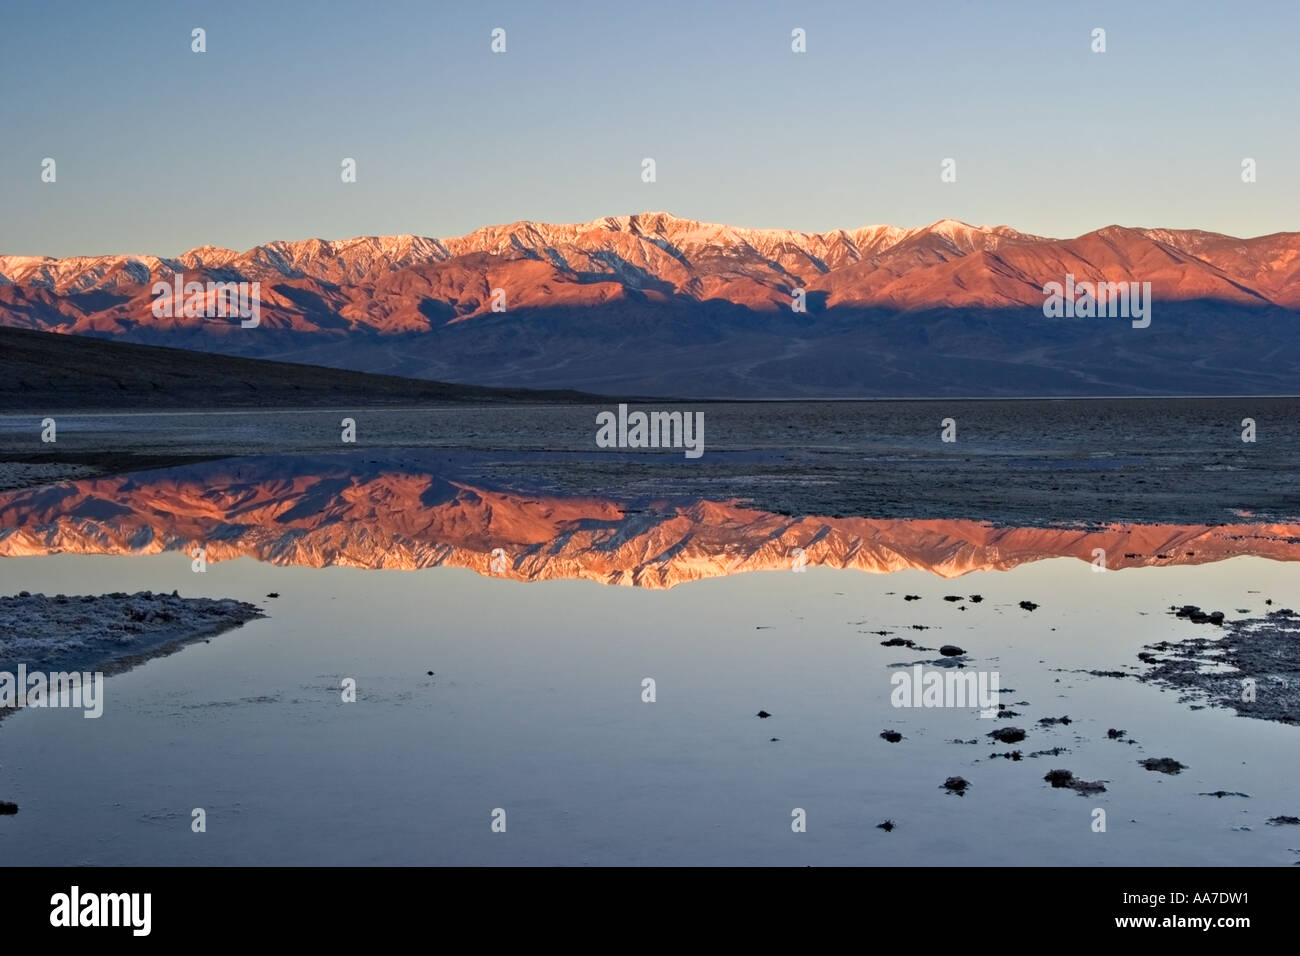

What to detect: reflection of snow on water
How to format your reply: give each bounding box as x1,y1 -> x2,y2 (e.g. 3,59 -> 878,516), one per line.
2,397 -> 1297,523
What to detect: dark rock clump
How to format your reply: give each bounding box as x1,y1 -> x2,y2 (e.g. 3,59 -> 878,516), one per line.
942,776 -> 970,795
1043,769 -> 1107,795
988,727 -> 1026,744
1029,747 -> 1070,758
1139,757 -> 1186,775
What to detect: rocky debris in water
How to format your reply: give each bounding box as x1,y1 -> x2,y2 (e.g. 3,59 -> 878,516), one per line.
0,801 -> 17,815
909,625 -> 931,631
755,710 -> 771,719
1137,608 -> 1300,724
943,595 -> 963,602
890,655 -> 966,670
938,644 -> 966,657
942,776 -> 970,796
880,730 -> 903,743
877,820 -> 895,832
769,737 -> 780,742
990,750 -> 1023,761
266,592 -> 280,599
1038,716 -> 1073,727
1199,791 -> 1250,799
426,670 -> 434,676
988,727 -> 1026,744
1107,728 -> 1126,739
1085,669 -> 1131,678
1266,816 -> 1300,826
1029,747 -> 1070,758
1019,601 -> 1039,611
880,637 -> 916,648
969,595 -> 984,603
950,738 -> 979,745
1043,770 -> 1107,795
996,709 -> 1021,719
1172,605 -> 1225,625
1070,779 -> 1107,795
904,595 -> 921,601
1140,757 -> 1186,775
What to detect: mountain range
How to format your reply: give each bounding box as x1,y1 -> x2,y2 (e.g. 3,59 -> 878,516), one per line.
4,213 -> 1299,397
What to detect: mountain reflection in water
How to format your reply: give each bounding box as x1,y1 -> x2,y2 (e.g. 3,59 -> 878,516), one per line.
1,454 -> 1297,588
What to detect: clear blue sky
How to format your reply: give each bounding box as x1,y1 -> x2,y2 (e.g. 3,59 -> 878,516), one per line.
1,0 -> 1296,256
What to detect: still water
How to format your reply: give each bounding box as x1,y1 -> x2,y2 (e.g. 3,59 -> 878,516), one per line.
1,553 -> 1296,866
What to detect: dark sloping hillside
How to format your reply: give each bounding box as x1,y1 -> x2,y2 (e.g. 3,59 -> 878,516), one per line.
0,326 -> 598,410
